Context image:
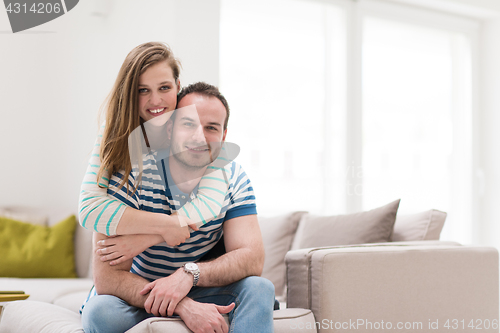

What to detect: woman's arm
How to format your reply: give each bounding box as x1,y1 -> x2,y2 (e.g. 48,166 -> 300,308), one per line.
97,162 -> 230,265
174,152 -> 232,226
80,130 -> 230,239
78,130 -> 127,236
78,130 -> 196,240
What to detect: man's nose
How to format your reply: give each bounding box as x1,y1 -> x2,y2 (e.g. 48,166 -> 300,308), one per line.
192,125 -> 207,143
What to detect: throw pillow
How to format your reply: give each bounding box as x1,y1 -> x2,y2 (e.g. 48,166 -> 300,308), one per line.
391,209 -> 447,241
258,211 -> 307,297
0,215 -> 77,278
291,199 -> 400,250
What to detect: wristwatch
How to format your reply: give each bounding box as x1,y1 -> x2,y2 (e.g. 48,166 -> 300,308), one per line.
183,262 -> 200,287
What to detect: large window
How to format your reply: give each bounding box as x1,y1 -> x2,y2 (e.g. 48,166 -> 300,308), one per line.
220,0 -> 478,243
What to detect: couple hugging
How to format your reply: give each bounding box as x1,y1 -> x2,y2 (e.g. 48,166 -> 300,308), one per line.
79,42 -> 275,333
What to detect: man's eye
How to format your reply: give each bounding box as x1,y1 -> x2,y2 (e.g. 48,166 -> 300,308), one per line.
138,88 -> 148,93
207,126 -> 218,131
160,86 -> 171,91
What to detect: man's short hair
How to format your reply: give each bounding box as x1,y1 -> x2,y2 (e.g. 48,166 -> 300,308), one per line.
177,82 -> 230,130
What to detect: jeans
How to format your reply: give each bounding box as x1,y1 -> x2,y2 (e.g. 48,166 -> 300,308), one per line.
81,276 -> 275,333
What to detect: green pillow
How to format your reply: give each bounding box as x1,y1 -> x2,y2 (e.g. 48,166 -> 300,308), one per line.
0,215 -> 77,278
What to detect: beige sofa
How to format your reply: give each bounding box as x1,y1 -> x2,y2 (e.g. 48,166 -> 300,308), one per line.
0,202 -> 498,332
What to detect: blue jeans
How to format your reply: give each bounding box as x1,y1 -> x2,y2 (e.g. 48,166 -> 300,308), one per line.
81,276 -> 275,333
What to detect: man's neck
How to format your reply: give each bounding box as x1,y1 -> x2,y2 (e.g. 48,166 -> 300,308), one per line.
168,154 -> 207,194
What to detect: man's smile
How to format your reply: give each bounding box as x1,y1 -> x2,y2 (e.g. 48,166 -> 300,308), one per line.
186,145 -> 210,153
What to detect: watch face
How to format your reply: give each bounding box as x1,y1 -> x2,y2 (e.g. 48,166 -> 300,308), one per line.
185,263 -> 197,271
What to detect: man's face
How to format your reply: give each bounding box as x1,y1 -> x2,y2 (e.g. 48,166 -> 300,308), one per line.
168,93 -> 227,169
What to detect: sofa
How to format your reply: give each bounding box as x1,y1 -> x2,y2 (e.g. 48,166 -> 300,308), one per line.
0,200 -> 498,332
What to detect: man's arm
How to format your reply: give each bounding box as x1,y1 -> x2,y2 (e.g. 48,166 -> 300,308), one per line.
197,214 -> 264,286
94,228 -> 235,333
140,214 -> 264,317
92,232 -> 150,308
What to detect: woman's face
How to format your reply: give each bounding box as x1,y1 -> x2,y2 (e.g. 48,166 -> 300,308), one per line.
138,61 -> 179,122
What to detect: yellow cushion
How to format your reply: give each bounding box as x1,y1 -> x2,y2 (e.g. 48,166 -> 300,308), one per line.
0,215 -> 77,278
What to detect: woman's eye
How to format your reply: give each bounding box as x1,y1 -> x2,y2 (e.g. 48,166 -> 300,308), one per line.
138,88 -> 148,93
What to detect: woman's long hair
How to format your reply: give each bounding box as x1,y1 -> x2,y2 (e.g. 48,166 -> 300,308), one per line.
97,42 -> 181,194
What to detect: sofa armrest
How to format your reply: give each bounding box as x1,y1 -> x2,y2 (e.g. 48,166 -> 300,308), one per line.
286,241 -> 498,331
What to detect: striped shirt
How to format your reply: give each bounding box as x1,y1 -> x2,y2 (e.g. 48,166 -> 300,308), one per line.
81,150 -> 256,310
117,150 -> 257,281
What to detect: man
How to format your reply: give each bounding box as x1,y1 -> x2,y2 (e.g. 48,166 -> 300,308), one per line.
81,82 -> 275,333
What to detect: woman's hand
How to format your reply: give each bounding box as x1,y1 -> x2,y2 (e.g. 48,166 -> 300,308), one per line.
97,234 -> 163,265
161,214 -> 199,246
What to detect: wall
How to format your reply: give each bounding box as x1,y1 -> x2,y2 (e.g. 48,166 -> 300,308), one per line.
480,18 -> 500,250
0,0 -> 219,214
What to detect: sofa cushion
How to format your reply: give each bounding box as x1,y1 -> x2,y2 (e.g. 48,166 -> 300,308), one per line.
74,224 -> 93,279
273,308 -> 317,333
0,215 -> 78,278
125,316 -> 221,333
258,212 -> 306,297
0,301 -> 84,333
0,277 -> 93,304
0,206 -> 93,279
0,206 -> 48,226
125,309 -> 317,333
392,209 -> 446,241
53,291 -> 93,314
291,199 -> 400,250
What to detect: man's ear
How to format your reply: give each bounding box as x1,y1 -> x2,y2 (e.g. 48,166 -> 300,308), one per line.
222,129 -> 227,142
176,79 -> 181,92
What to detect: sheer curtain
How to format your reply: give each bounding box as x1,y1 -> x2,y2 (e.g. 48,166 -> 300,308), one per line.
220,0 -> 477,243
220,0 -> 346,216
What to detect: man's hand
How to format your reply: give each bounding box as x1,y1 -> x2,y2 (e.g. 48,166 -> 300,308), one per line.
96,234 -> 164,266
139,268 -> 194,316
176,297 -> 235,333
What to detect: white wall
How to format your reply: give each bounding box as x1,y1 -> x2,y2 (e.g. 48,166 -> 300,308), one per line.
0,0 -> 219,214
480,18 -> 500,250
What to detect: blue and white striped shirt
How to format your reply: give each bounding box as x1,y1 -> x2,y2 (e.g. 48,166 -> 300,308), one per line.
116,150 -> 257,281
81,151 -> 256,311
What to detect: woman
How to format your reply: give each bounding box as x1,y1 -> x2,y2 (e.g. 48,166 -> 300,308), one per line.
79,42 -> 230,264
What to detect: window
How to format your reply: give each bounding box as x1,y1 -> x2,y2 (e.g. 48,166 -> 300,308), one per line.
220,0 -> 346,215
220,0 -> 478,243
